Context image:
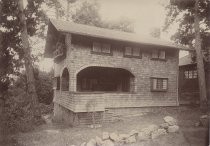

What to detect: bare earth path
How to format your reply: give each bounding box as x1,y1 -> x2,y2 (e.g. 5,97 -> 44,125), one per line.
3,106 -> 209,146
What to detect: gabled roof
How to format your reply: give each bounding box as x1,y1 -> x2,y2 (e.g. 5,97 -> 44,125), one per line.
45,19 -> 193,58
179,54 -> 196,66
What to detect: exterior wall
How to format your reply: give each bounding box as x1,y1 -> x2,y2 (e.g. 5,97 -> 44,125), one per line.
179,64 -> 199,104
53,33 -> 179,113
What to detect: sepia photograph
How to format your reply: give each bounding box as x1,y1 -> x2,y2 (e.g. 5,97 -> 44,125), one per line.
0,0 -> 209,145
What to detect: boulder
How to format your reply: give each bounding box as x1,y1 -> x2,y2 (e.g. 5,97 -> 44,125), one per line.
80,142 -> 86,146
95,136 -> 103,146
119,134 -> 129,141
141,124 -> 159,137
163,116 -> 177,126
194,121 -> 201,127
129,130 -> 139,137
141,128 -> 151,138
138,131 -> 150,141
109,132 -> 119,142
102,132 -> 109,140
160,123 -> 169,129
101,140 -> 114,146
200,115 -> 208,127
151,128 -> 167,139
125,135 -> 136,144
168,125 -> 179,133
86,139 -> 96,146
148,124 -> 159,132
200,115 -> 208,119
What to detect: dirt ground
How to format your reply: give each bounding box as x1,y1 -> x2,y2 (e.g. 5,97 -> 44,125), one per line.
3,106 -> 209,146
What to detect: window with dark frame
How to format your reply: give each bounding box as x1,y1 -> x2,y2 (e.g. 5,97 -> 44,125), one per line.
152,49 -> 166,60
124,46 -> 141,58
184,70 -> 197,79
151,78 -> 168,91
92,42 -> 111,54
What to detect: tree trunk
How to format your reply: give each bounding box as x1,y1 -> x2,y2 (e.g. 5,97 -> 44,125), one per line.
194,0 -> 208,109
206,58 -> 210,107
18,0 -> 41,118
0,30 -> 5,143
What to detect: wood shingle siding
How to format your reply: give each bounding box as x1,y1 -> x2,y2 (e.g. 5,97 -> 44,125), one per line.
45,20 -> 188,125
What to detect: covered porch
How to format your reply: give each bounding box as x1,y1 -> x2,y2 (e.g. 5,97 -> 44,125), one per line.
54,66 -> 136,112
76,66 -> 135,93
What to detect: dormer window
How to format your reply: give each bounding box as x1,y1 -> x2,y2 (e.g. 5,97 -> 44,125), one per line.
152,49 -> 166,60
92,42 -> 111,55
124,46 -> 141,58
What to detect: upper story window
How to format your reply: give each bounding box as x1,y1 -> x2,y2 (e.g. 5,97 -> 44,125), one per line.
151,77 -> 168,91
124,46 -> 141,58
92,42 -> 111,55
152,49 -> 166,60
184,70 -> 197,79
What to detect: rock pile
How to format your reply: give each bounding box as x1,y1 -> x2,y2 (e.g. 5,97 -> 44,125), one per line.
195,114 -> 209,127
79,116 -> 179,146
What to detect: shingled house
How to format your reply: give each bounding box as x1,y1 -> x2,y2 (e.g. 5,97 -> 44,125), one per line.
45,19 -> 191,125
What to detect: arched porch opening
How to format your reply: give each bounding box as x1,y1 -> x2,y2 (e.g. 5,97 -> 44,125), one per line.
76,66 -> 135,92
61,68 -> 69,91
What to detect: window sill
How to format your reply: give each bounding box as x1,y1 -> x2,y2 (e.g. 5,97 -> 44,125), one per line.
91,51 -> 113,56
151,89 -> 167,92
124,55 -> 142,59
151,58 -> 166,61
72,91 -> 137,94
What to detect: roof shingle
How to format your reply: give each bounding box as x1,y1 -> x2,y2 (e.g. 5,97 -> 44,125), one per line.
45,19 -> 193,57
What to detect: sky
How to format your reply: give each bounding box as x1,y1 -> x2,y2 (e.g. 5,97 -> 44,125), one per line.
38,0 -> 188,72
99,0 -> 166,36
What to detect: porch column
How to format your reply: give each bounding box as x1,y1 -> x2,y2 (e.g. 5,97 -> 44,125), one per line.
69,69 -> 77,92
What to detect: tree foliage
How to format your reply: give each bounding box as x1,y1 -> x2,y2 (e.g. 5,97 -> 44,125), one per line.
3,68 -> 53,132
35,69 -> 53,104
164,0 -> 210,108
0,0 -> 46,95
0,0 -> 49,133
71,0 -> 134,32
164,0 -> 210,49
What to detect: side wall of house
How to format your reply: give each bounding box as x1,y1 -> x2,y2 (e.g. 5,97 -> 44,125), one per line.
178,65 -> 199,104
53,34 -> 179,111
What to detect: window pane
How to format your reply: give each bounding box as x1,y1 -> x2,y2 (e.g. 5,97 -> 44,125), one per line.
153,78 -> 157,90
133,47 -> 140,56
184,71 -> 189,78
157,79 -> 163,89
152,50 -> 158,58
193,70 -> 197,78
189,71 -> 193,78
162,79 -> 167,89
93,42 -> 101,52
159,50 -> 166,59
125,47 -> 132,56
102,44 -> 111,53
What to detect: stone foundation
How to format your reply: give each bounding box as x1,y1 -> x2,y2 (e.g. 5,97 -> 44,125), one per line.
53,103 -> 179,126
